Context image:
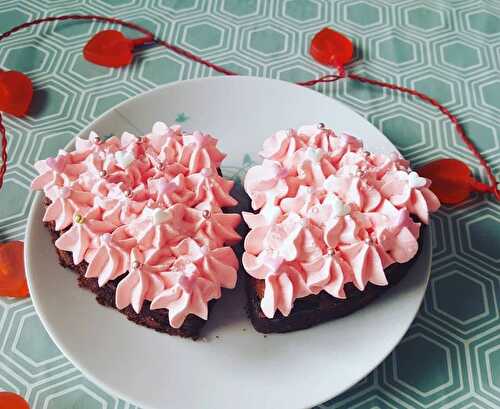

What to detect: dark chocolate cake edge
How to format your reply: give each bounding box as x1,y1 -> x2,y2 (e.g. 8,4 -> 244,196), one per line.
245,256 -> 416,334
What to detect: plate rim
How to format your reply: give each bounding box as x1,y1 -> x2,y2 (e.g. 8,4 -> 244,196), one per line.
25,75 -> 432,409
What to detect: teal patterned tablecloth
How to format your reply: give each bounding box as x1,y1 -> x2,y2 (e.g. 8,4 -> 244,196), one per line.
1,1 -> 499,408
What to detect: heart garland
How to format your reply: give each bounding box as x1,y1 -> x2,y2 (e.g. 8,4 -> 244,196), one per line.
0,16 -> 499,203
0,15 -> 498,304
0,16 -> 498,204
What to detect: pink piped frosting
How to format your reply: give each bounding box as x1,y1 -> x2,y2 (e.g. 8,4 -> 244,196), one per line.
32,123 -> 241,328
243,124 -> 440,319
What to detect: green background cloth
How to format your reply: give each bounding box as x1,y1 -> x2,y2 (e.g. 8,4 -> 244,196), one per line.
1,0 -> 499,408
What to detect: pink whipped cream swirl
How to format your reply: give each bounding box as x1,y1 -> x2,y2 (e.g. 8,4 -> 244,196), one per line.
32,122 -> 241,328
243,124 -> 440,319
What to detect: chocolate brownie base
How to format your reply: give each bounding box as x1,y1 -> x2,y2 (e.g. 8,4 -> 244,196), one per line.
246,228 -> 425,334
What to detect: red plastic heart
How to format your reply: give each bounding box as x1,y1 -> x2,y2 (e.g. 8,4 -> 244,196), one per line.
417,158 -> 490,204
0,241 -> 28,298
0,70 -> 33,117
0,392 -> 30,409
310,28 -> 354,67
83,30 -> 134,68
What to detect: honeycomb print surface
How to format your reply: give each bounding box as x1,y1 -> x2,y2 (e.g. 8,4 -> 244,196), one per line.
0,1 -> 499,408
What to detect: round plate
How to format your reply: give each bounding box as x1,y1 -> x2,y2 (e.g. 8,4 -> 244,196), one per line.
25,76 -> 431,409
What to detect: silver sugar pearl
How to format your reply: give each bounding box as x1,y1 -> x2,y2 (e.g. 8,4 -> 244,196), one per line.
156,162 -> 165,171
317,122 -> 326,129
202,210 -> 210,219
327,247 -> 335,256
124,189 -> 133,198
99,170 -> 107,177
132,260 -> 141,269
94,136 -> 102,145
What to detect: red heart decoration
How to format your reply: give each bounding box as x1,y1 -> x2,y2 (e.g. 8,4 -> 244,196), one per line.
0,392 -> 30,409
417,158 -> 491,204
310,28 -> 354,67
83,30 -> 134,68
0,391 -> 30,409
0,241 -> 28,298
0,70 -> 33,117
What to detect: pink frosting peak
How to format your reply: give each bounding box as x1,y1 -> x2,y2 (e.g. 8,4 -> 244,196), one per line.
324,172 -> 382,212
85,227 -> 137,286
243,125 -> 440,318
242,203 -> 283,229
115,249 -> 165,314
380,170 -> 440,224
128,204 -> 192,249
260,264 -> 310,318
94,194 -> 146,227
184,208 -> 242,248
242,248 -> 310,318
327,133 -> 364,163
259,128 -> 306,165
298,124 -> 335,151
180,131 -> 226,173
148,174 -> 194,207
43,183 -> 94,230
243,212 -> 323,264
172,238 -> 238,293
280,185 -> 325,216
186,168 -> 237,210
244,159 -> 300,210
301,250 -> 351,298
74,131 -> 121,158
151,262 -> 219,328
31,151 -> 86,192
33,123 -> 241,327
292,146 -> 336,187
146,123 -> 184,172
340,239 -> 393,291
366,200 -> 421,263
55,207 -> 115,265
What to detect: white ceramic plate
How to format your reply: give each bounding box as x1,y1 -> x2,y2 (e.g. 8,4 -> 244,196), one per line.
25,76 -> 431,409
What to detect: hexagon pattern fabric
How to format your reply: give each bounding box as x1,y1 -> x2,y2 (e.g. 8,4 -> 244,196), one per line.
0,1 -> 499,408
